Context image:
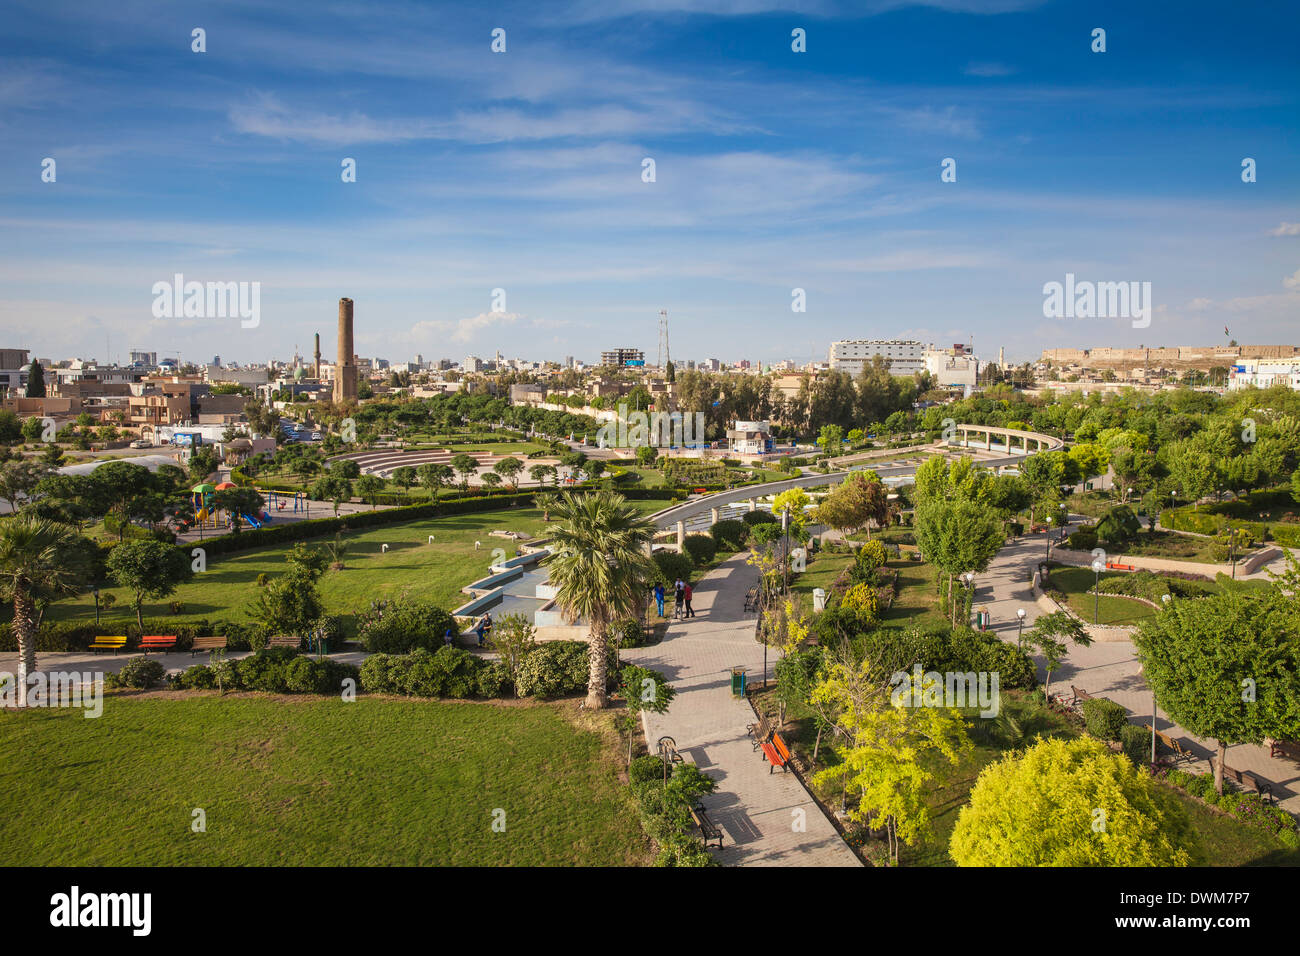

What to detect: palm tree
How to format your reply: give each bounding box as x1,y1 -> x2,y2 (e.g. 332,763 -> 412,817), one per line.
546,490 -> 655,709
0,516 -> 90,699
533,491 -> 558,522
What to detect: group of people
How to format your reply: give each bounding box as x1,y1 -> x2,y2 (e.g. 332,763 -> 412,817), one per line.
651,578 -> 695,619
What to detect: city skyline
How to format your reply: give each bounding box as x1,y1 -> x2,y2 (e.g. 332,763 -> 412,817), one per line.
2,0 -> 1298,365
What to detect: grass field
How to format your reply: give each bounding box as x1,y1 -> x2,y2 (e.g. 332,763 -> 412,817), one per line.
1046,566 -> 1158,626
790,548 -> 946,631
0,694 -> 647,866
49,500 -> 669,631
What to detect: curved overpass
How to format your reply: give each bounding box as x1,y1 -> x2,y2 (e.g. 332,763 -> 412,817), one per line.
649,426 -> 1064,545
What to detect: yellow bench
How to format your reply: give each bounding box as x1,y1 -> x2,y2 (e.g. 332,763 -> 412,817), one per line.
89,635 -> 128,654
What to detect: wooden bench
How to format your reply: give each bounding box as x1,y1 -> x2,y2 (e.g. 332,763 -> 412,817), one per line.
267,634 -> 301,649
139,635 -> 177,654
691,805 -> 723,849
1224,766 -> 1275,804
89,635 -> 128,654
771,731 -> 800,772
743,587 -> 759,613
191,635 -> 228,656
1070,685 -> 1094,704
1145,725 -> 1195,763
759,739 -> 790,774
746,715 -> 773,752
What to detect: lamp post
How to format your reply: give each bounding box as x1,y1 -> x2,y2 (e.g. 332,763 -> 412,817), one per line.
1091,558 -> 1104,624
1016,607 -> 1026,649
1139,663 -> 1157,768
962,572 -> 974,628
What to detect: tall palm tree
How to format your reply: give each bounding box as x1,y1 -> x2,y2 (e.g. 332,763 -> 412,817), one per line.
533,491 -> 558,522
546,490 -> 655,709
0,516 -> 90,701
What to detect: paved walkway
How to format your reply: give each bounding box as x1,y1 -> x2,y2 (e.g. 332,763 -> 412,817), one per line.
623,553 -> 860,866
977,522 -> 1300,814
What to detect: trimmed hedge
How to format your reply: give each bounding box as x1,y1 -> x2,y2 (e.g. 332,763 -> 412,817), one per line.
170,647 -> 359,695
1082,697 -> 1129,741
682,533 -> 717,566
359,646 -> 506,699
709,519 -> 746,550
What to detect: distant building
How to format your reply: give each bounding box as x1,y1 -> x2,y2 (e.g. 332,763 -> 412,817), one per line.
728,420 -> 773,456
924,345 -> 979,389
828,339 -> 925,376
0,348 -> 30,395
1229,359 -> 1300,392
600,348 -> 645,367
509,383 -> 547,404
464,355 -> 483,373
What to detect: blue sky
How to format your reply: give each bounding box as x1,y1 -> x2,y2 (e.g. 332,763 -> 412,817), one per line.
2,0 -> 1297,367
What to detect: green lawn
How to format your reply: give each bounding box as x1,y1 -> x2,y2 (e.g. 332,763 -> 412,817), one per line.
1119,531 -> 1223,563
1046,566 -> 1157,625
0,695 -> 647,866
51,501 -> 667,631
789,549 -> 946,631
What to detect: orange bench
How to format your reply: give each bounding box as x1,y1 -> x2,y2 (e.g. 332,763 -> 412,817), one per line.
771,732 -> 796,770
1105,561 -> 1137,571
759,740 -> 787,773
140,635 -> 177,654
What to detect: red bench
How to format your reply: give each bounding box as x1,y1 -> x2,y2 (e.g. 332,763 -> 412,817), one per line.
760,739 -> 791,774
1105,561 -> 1137,571
140,635 -> 178,654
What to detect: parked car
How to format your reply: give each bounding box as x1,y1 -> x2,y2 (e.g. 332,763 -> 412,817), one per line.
129,439 -> 151,449
311,432 -> 322,441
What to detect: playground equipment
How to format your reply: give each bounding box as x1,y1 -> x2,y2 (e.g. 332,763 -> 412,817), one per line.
267,491 -> 310,513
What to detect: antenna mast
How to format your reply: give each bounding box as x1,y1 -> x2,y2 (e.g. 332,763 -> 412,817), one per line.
657,309 -> 671,370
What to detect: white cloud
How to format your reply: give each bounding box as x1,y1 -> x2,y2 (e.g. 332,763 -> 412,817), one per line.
1284,268 -> 1300,290
1271,222 -> 1300,237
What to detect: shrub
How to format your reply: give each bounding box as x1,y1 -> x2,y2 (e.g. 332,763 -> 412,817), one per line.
1068,526 -> 1099,551
651,550 -> 694,586
629,754 -> 668,786
612,618 -> 644,649
855,539 -> 889,574
514,640 -> 594,699
358,597 -> 456,654
1120,723 -> 1152,766
171,664 -> 218,690
682,534 -> 717,566
742,509 -> 778,526
710,519 -> 746,550
106,656 -> 165,689
1083,698 -> 1130,741
841,582 -> 880,623
283,656 -> 357,695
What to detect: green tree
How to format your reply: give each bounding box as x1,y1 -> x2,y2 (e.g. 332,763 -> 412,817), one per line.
0,517 -> 90,694
106,538 -> 193,629
1133,583 -> 1300,794
493,456 -> 524,491
391,465 -> 417,493
1024,609 -> 1093,696
253,565 -> 324,637
915,498 -> 1004,625
449,453 -> 478,493
545,490 -> 656,709
489,613 -> 537,696
355,474 -> 385,508
25,359 -> 46,398
950,737 -> 1196,866
417,463 -> 453,499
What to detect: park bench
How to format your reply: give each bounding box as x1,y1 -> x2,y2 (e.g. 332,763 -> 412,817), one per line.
191,636 -> 228,656
747,715 -> 773,752
139,635 -> 178,654
89,635 -> 128,654
267,634 -> 301,649
691,804 -> 723,849
1070,685 -> 1094,704
1145,725 -> 1196,763
1105,561 -> 1137,571
759,739 -> 790,774
1224,766 -> 1275,805
743,587 -> 759,613
771,732 -> 800,772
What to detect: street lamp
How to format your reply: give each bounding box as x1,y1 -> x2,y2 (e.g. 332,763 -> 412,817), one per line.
1016,607 -> 1026,649
1138,663 -> 1157,768
962,572 -> 975,628
1091,558 -> 1104,624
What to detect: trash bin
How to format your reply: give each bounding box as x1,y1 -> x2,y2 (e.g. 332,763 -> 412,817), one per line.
812,587 -> 827,612
730,666 -> 748,698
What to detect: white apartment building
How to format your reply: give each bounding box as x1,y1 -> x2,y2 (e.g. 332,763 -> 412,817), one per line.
924,347 -> 979,388
1228,359 -> 1300,392
828,339 -> 925,376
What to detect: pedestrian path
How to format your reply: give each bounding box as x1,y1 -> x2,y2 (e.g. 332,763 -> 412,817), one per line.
623,552 -> 860,866
978,524 -> 1300,813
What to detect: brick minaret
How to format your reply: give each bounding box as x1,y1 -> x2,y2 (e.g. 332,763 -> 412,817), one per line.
334,298 -> 357,403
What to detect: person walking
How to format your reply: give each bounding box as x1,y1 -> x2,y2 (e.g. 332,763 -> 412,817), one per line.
684,582 -> 696,618
654,582 -> 666,618
674,578 -> 686,619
